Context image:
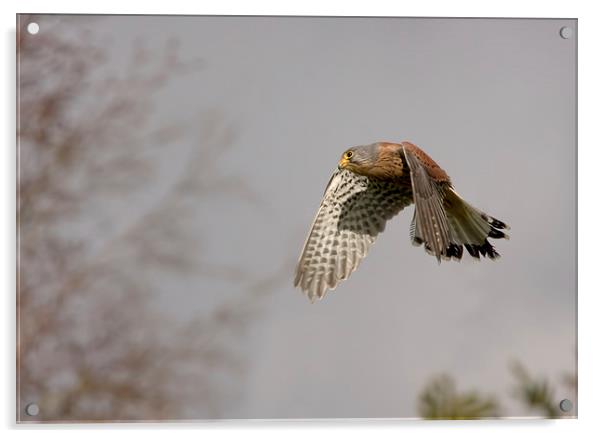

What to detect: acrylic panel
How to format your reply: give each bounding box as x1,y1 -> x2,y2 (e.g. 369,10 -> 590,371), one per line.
16,14 -> 577,422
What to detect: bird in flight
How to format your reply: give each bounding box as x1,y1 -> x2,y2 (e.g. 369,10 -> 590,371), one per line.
294,141 -> 509,302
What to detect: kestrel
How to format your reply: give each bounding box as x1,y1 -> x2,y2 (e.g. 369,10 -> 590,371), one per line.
294,141 -> 509,302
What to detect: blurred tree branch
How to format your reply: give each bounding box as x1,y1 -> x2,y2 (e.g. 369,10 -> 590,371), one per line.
17,15 -> 287,421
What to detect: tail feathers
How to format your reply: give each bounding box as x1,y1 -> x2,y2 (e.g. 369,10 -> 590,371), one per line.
444,188 -> 509,261
410,188 -> 509,261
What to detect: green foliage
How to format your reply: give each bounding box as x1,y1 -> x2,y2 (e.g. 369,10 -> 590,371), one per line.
418,374 -> 500,420
417,361 -> 577,419
510,362 -> 560,418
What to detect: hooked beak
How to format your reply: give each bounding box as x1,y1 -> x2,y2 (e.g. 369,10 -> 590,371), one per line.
338,157 -> 349,169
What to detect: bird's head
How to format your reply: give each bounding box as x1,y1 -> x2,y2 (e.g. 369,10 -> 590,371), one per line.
338,144 -> 380,174
338,142 -> 405,179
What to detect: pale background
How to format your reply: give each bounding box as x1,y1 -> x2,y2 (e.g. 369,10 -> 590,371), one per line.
16,14 -> 576,421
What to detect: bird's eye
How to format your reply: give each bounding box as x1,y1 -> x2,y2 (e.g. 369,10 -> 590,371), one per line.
345,151 -> 354,159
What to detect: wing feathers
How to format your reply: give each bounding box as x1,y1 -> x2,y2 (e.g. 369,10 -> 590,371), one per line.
294,169 -> 411,301
402,147 -> 451,261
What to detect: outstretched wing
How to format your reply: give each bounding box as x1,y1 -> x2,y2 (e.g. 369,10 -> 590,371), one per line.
294,168 -> 412,301
401,142 -> 451,262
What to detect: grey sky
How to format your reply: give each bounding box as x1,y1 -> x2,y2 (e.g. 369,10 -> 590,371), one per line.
23,15 -> 576,419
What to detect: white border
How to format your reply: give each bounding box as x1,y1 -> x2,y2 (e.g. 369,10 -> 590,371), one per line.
3,1 -> 600,437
